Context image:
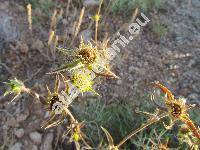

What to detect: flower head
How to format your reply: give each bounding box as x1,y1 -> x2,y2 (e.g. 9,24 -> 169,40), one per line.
152,81 -> 200,139
71,68 -> 98,95
91,14 -> 101,22
45,74 -> 69,114
4,78 -> 27,102
76,39 -> 97,65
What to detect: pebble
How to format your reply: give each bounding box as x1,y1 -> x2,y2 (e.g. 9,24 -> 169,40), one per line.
31,39 -> 44,50
40,133 -> 54,150
29,132 -> 42,144
83,0 -> 100,7
32,145 -> 38,150
9,142 -> 22,150
0,10 -> 20,42
188,93 -> 198,100
6,117 -> 19,127
14,128 -> 25,138
16,113 -> 29,123
18,42 -> 29,53
116,79 -> 122,85
79,29 -> 93,42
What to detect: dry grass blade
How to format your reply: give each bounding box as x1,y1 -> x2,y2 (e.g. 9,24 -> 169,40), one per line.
66,0 -> 71,17
70,7 -> 85,46
50,9 -> 57,31
95,0 -> 104,44
27,3 -> 32,33
101,127 -> 115,148
44,119 -> 64,129
48,30 -> 55,46
53,35 -> 58,60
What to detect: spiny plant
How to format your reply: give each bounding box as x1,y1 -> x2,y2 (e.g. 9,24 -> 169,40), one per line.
2,1 -> 200,150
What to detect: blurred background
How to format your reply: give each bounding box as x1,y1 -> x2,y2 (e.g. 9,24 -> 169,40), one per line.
0,0 -> 199,149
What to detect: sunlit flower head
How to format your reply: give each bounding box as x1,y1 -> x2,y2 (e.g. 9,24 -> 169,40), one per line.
76,39 -> 97,65
71,68 -> 98,95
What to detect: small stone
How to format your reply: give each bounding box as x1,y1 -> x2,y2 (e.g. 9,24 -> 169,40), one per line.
79,29 -> 93,42
40,133 -> 54,150
19,42 -> 29,53
0,1 -> 9,10
83,0 -> 100,7
29,132 -> 42,144
188,93 -> 198,100
62,18 -> 68,26
0,11 -> 20,42
9,142 -> 22,150
128,66 -> 139,73
6,117 -> 19,127
116,79 -> 122,85
31,39 -> 44,50
16,113 -> 29,122
14,128 -> 25,138
44,111 -> 50,119
32,145 -> 38,150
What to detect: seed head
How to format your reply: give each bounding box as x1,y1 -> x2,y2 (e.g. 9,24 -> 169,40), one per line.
76,39 -> 97,64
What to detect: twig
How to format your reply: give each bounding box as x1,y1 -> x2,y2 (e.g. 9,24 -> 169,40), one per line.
27,4 -> 32,33
95,0 -> 104,44
70,7 -> 85,47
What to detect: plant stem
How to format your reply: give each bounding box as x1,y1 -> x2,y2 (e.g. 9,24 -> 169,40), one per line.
23,87 -> 46,104
63,107 -> 76,122
116,112 -> 169,148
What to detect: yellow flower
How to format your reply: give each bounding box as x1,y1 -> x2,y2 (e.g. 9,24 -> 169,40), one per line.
91,14 -> 101,22
73,131 -> 80,142
71,68 -> 98,95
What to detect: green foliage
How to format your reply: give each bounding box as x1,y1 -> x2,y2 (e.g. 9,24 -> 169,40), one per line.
111,0 -> 163,14
72,98 -> 136,148
72,97 -> 164,149
151,20 -> 168,37
72,96 -> 200,149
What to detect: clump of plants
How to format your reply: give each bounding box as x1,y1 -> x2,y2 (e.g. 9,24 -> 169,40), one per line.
2,1 -> 200,149
151,20 -> 168,38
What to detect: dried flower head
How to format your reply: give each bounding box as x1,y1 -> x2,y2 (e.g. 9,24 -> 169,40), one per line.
152,81 -> 200,140
45,74 -> 69,114
46,76 -> 61,110
76,39 -> 97,65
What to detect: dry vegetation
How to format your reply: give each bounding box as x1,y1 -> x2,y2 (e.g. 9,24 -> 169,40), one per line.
0,0 -> 200,150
